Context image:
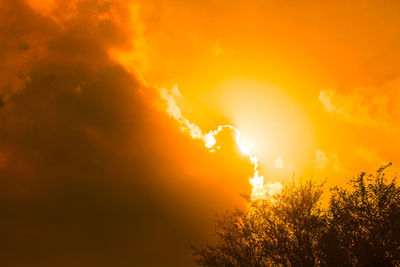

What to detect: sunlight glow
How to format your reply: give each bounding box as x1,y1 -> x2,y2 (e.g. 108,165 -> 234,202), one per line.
161,85 -> 283,199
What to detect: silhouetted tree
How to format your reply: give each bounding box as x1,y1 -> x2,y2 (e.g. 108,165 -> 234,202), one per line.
328,163 -> 400,266
192,180 -> 326,266
193,163 -> 400,266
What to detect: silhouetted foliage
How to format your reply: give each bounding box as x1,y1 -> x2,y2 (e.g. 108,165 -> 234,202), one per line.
193,163 -> 400,266
328,162 -> 400,266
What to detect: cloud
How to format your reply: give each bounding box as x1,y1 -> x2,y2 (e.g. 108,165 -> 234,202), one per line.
0,1 -> 225,266
160,85 -> 282,199
319,81 -> 400,128
274,156 -> 284,169
160,85 -> 203,139
314,150 -> 329,169
314,150 -> 339,171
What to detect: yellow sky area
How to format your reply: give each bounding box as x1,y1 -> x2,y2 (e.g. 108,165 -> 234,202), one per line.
210,78 -> 316,174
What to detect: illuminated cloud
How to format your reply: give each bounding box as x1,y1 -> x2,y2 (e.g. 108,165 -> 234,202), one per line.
314,150 -> 339,171
314,150 -> 329,169
160,85 -> 283,199
160,85 -> 203,139
319,81 -> 400,128
274,156 -> 284,169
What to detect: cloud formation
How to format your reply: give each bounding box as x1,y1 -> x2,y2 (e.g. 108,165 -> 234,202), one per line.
319,80 -> 400,129
0,1 -> 229,266
314,150 -> 339,171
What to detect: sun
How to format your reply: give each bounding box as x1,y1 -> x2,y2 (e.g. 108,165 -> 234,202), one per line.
161,84 -> 286,199
211,77 -> 316,172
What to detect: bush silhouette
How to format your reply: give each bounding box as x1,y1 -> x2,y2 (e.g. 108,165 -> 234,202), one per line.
192,163 -> 400,266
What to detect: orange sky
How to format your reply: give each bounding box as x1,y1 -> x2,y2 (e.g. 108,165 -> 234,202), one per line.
119,0 -> 400,186
1,0 -> 399,266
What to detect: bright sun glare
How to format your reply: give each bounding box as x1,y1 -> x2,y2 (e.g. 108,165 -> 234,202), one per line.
161,83 -> 284,199
213,78 -> 316,172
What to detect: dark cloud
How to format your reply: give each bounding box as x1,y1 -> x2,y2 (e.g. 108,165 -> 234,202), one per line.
0,1 -> 243,266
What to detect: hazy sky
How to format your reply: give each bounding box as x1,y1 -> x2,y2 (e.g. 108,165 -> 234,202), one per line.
1,0 -> 399,266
